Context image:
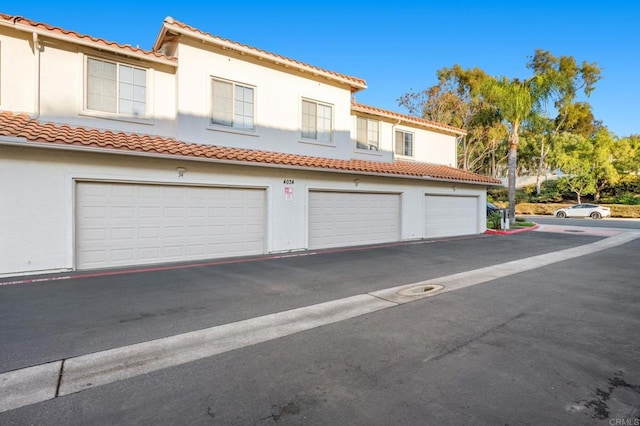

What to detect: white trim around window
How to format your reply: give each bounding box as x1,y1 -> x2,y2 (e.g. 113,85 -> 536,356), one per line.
356,116 -> 380,151
83,56 -> 150,120
300,98 -> 333,143
394,129 -> 415,157
209,77 -> 256,132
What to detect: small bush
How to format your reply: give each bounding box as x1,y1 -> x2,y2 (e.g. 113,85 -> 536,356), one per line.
487,211 -> 503,229
511,221 -> 535,228
515,203 -> 563,215
608,204 -> 640,217
614,194 -> 640,205
488,187 -> 508,203
601,175 -> 640,198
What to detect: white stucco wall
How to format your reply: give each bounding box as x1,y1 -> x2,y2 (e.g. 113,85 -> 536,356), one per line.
174,40 -> 356,160
0,145 -> 486,276
413,127 -> 458,167
350,118 -> 458,166
0,26 -> 177,137
0,29 -> 36,112
2,25 -> 458,168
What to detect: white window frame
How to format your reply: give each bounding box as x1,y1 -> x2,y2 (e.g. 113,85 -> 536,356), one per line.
210,77 -> 255,131
395,130 -> 414,157
356,117 -> 380,151
301,99 -> 333,143
84,56 -> 148,118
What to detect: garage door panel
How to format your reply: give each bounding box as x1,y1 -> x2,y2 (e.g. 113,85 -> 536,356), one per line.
139,247 -> 160,260
308,191 -> 400,250
112,227 -> 136,241
139,206 -> 161,218
424,195 -> 478,238
163,245 -> 183,258
76,182 -> 265,270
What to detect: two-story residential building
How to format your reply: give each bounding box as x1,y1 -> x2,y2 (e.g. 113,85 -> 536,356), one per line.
0,13 -> 500,277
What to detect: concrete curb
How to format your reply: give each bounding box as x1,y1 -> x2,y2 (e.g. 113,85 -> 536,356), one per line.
484,223 -> 540,235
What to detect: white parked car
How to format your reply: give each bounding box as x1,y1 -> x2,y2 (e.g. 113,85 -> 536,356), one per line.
554,203 -> 611,219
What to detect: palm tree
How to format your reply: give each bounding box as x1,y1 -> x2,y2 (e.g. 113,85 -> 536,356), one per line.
480,75 -> 558,223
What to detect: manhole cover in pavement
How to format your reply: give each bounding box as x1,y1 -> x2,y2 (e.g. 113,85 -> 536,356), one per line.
398,284 -> 444,296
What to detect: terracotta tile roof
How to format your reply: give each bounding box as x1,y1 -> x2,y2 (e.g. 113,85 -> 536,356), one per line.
160,17 -> 367,90
351,102 -> 466,136
0,13 -> 175,62
0,111 -> 500,185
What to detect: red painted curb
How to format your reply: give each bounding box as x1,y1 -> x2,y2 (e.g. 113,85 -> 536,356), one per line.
0,234 -> 486,287
484,223 -> 540,235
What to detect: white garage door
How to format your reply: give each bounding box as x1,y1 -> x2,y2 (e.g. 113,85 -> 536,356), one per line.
424,195 -> 479,238
308,191 -> 400,250
76,182 -> 265,270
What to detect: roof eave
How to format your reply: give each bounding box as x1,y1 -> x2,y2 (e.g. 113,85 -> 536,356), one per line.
152,21 -> 170,53
162,21 -> 367,92
0,17 -> 177,67
0,138 -> 496,186
351,104 -> 466,136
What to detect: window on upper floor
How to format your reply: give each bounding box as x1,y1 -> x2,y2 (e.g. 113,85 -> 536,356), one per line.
301,99 -> 332,142
211,78 -> 254,130
86,57 -> 147,117
356,117 -> 379,151
395,130 -> 414,157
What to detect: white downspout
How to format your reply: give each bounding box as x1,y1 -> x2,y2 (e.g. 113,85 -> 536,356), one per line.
391,119 -> 401,160
32,32 -> 41,119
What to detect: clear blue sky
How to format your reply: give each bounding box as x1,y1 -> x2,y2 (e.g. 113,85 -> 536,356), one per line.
4,1 -> 639,137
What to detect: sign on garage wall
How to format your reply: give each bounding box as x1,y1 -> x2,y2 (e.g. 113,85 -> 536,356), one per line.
284,179 -> 294,201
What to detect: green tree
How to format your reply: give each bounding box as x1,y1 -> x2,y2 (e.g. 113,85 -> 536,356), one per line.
479,74 -> 559,222
525,51 -> 601,195
548,132 -> 591,171
398,66 -> 506,176
548,132 -> 595,202
612,135 -> 640,175
556,175 -> 596,203
556,102 -> 597,138
591,128 -> 620,202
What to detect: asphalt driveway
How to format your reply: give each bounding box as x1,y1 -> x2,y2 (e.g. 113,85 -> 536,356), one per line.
0,231 -> 604,373
1,229 -> 639,425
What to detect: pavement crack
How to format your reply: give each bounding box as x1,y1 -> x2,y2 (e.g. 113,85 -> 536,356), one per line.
366,292 -> 400,305
423,312 -> 526,363
259,401 -> 301,423
54,359 -> 65,398
206,406 -> 215,419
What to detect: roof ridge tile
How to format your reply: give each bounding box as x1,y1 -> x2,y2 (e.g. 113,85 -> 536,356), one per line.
352,102 -> 465,135
166,18 -> 365,87
0,14 -> 175,61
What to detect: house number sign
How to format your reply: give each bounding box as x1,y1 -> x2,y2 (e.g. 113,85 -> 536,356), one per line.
284,179 -> 294,201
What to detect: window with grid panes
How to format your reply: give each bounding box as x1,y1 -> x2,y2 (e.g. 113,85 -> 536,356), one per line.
356,117 -> 379,150
86,57 -> 146,117
302,99 -> 332,142
394,130 -> 414,157
212,78 -> 254,129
